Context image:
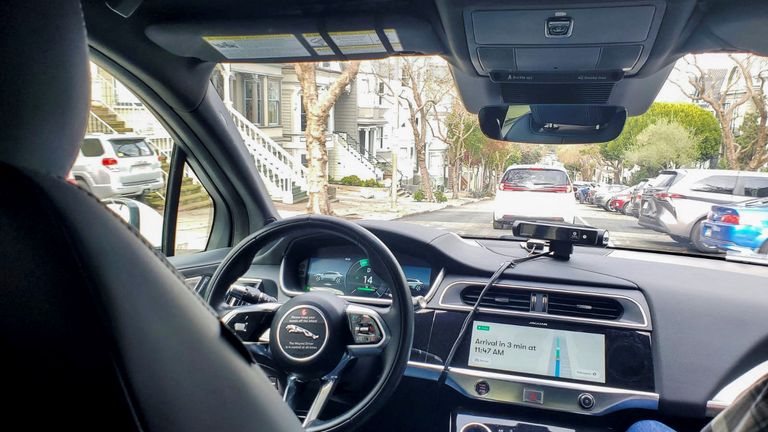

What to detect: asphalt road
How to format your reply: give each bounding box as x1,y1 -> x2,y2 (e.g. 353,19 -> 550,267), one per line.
396,199 -> 691,254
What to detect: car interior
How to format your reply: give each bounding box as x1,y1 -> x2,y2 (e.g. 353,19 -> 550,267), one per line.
3,0 -> 768,431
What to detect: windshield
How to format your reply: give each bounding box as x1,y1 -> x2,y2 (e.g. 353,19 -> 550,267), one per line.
204,53 -> 768,263
110,138 -> 154,157
501,168 -> 568,189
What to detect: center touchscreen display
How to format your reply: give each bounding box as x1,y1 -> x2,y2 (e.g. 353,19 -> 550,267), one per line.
468,321 -> 606,383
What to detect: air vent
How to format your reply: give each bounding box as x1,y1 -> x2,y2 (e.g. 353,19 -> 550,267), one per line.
547,293 -> 623,320
501,82 -> 615,104
460,286 -> 532,312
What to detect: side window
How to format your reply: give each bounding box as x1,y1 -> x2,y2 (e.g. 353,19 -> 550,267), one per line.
81,138 -> 104,157
175,162 -> 214,255
689,175 -> 737,195
86,63 -> 214,255
740,176 -> 768,198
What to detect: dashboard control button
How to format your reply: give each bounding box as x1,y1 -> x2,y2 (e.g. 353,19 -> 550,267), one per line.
475,380 -> 490,396
348,312 -> 383,344
578,392 -> 595,410
523,388 -> 544,404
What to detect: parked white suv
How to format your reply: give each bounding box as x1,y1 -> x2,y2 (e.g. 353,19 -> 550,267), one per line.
71,135 -> 165,199
492,165 -> 575,229
638,169 -> 768,252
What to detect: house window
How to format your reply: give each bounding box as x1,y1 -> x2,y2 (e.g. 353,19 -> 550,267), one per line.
300,95 -> 307,132
268,79 -> 281,126
378,127 -> 384,149
243,77 -> 263,125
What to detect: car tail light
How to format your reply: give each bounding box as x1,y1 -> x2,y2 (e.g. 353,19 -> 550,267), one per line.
102,157 -> 118,166
498,183 -> 568,192
653,192 -> 684,201
499,183 -> 528,191
721,214 -> 740,224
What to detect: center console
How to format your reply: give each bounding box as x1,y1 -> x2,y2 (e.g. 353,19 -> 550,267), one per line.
444,313 -> 656,415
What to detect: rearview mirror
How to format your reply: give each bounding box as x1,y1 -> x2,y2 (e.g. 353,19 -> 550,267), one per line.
478,104 -> 627,144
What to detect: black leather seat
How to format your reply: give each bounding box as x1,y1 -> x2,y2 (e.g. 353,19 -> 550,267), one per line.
0,2 -> 302,430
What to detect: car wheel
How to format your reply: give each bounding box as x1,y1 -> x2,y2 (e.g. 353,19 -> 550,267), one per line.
76,179 -> 91,192
690,220 -> 719,254
335,277 -> 342,283
621,203 -> 630,215
492,220 -> 504,229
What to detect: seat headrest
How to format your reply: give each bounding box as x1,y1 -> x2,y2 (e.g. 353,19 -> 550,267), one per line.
0,0 -> 90,177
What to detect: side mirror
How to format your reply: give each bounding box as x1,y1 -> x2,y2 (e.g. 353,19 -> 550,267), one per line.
479,104 -> 627,144
105,200 -> 141,230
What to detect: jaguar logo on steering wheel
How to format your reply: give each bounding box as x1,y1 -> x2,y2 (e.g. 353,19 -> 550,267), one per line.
285,324 -> 320,340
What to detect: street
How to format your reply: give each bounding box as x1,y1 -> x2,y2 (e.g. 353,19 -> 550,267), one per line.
396,200 -> 691,254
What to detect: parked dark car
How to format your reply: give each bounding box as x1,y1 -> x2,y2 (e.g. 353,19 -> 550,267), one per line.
627,179 -> 651,217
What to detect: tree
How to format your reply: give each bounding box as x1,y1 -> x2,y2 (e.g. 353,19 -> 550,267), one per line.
625,120 -> 698,171
600,102 -> 722,181
435,99 -> 485,198
295,61 -> 361,214
672,54 -> 768,169
737,111 -> 768,170
556,144 -> 603,181
371,58 -> 452,201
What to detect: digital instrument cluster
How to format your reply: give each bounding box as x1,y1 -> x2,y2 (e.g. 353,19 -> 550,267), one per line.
303,255 -> 432,299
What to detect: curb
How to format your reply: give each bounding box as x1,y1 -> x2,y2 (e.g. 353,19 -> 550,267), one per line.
390,196 -> 491,220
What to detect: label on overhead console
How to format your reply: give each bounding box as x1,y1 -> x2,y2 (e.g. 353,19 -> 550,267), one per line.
302,33 -> 334,56
203,34 -> 309,59
329,30 -> 386,55
383,29 -> 403,51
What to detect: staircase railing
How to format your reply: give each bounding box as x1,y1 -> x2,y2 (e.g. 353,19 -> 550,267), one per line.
332,131 -> 383,177
87,112 -> 119,134
227,105 -> 308,199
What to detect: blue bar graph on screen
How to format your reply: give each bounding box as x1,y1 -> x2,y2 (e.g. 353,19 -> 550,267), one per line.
554,337 -> 561,377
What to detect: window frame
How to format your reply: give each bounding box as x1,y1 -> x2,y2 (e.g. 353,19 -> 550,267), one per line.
81,138 -> 105,157
267,78 -> 281,126
90,53 -> 234,256
689,175 -> 738,195
736,175 -> 768,198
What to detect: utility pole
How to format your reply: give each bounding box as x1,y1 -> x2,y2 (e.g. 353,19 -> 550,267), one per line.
390,147 -> 398,210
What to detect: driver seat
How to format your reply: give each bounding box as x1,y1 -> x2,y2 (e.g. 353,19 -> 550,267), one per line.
0,2 -> 302,430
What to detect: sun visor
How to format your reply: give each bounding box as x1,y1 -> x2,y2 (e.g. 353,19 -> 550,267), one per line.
146,15 -> 443,62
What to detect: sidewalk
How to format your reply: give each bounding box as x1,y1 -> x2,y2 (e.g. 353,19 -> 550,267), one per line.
274,185 -> 487,220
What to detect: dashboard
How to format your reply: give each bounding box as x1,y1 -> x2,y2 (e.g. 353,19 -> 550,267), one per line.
178,220 -> 768,432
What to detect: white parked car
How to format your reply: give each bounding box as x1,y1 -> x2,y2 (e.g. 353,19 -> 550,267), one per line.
72,134 -> 165,199
492,165 -> 576,229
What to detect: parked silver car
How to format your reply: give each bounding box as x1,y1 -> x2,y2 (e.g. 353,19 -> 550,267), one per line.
638,169 -> 768,252
71,135 -> 165,199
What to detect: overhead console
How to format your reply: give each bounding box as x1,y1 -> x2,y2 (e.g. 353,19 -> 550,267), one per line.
463,1 -> 666,104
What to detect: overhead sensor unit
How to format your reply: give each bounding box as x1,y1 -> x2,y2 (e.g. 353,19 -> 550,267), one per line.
463,1 -> 666,77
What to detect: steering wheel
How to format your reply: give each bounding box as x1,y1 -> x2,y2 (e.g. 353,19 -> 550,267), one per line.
206,215 -> 414,431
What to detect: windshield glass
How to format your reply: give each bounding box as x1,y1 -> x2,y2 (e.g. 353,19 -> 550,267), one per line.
110,139 -> 154,157
209,53 -> 768,263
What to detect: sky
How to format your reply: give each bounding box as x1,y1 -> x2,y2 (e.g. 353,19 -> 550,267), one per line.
655,53 -> 742,103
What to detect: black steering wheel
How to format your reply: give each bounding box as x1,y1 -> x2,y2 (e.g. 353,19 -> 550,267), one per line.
206,215 -> 414,431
